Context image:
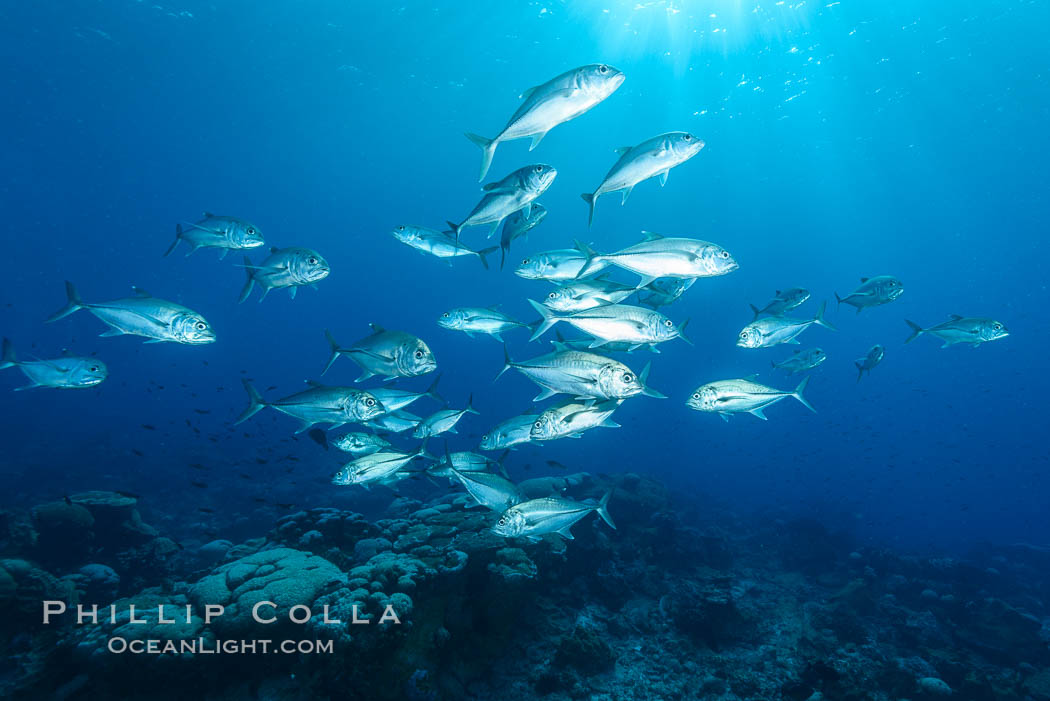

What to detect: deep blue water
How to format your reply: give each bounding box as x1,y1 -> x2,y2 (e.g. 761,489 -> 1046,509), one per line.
1,0 -> 1047,553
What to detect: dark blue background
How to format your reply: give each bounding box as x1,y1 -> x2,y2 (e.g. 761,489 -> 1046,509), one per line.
1,0 -> 1046,551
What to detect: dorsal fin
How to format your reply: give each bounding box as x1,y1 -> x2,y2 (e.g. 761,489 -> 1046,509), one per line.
775,289 -> 782,295
370,323 -> 387,333
204,211 -> 215,218
949,314 -> 963,320
131,286 -> 152,298
614,146 -> 633,155
304,379 -> 323,388
639,230 -> 664,241
744,373 -> 760,381
860,277 -> 869,283
519,85 -> 539,101
270,246 -> 279,253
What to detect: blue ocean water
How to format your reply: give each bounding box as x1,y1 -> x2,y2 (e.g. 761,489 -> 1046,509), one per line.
1,0 -> 1047,560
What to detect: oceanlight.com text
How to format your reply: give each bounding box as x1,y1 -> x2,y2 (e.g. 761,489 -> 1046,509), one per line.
106,637 -> 334,655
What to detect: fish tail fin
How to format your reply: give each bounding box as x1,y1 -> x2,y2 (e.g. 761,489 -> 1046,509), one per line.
321,329 -> 342,376
425,373 -> 445,404
0,338 -> 17,370
580,192 -> 597,228
477,245 -> 498,270
638,361 -> 667,398
813,301 -> 836,331
237,256 -> 255,303
596,490 -> 616,529
856,362 -> 864,383
464,393 -> 480,416
417,437 -> 436,462
163,224 -> 182,257
834,292 -> 844,306
444,220 -> 463,244
495,344 -> 514,382
676,318 -> 694,346
904,320 -> 924,344
574,239 -> 607,278
792,375 -> 816,413
496,450 -> 511,480
464,132 -> 497,182
527,299 -> 559,341
750,303 -> 761,321
46,281 -> 85,322
235,379 -> 268,424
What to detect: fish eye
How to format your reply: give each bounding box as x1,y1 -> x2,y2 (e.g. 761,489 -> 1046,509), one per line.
692,393 -> 701,400
623,373 -> 633,383
398,225 -> 405,231
739,332 -> 747,338
366,398 -> 375,406
598,64 -> 608,73
414,350 -> 424,359
498,518 -> 506,526
534,166 -> 543,173
548,292 -> 557,299
534,421 -> 542,429
442,312 -> 450,317
89,366 -> 98,372
522,259 -> 530,265
195,322 -> 206,330
721,251 -> 730,258
308,257 -> 318,265
993,323 -> 1002,330
247,227 -> 255,235
664,319 -> 673,327
683,134 -> 692,141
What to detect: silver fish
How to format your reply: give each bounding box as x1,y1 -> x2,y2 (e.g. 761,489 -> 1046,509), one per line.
332,443 -> 432,487
391,225 -> 497,269
543,276 -> 638,313
637,278 -> 695,309
447,164 -> 557,239
904,316 -> 1008,348
530,398 -> 622,442
581,132 -> 705,226
737,301 -> 835,348
855,345 -> 885,382
236,380 -> 385,433
558,338 -> 661,354
369,374 -> 444,413
437,307 -> 530,341
466,64 -> 624,181
686,376 -> 815,421
0,339 -> 107,390
164,212 -> 264,258
515,247 -> 589,282
323,325 -> 436,381
332,432 -> 392,456
46,282 -> 216,345
412,396 -> 479,438
493,492 -> 615,540
364,410 -> 423,434
576,232 -> 738,285
750,288 -> 810,320
500,204 -> 548,270
239,247 -> 330,303
430,450 -> 508,480
835,276 -> 903,313
529,300 -> 690,351
479,410 -> 540,451
449,466 -> 522,511
771,348 -> 827,375
497,343 -> 664,401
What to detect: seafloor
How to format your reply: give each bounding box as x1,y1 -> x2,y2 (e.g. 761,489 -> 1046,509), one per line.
2,473 -> 1048,700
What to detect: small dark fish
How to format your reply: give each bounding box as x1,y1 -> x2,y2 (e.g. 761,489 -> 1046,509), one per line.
190,481 -> 208,489
307,428 -> 329,451
193,409 -> 210,415
199,507 -> 215,514
546,460 -> 569,470
131,449 -> 145,457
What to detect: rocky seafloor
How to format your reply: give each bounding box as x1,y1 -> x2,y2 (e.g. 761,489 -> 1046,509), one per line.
2,474 -> 1049,701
